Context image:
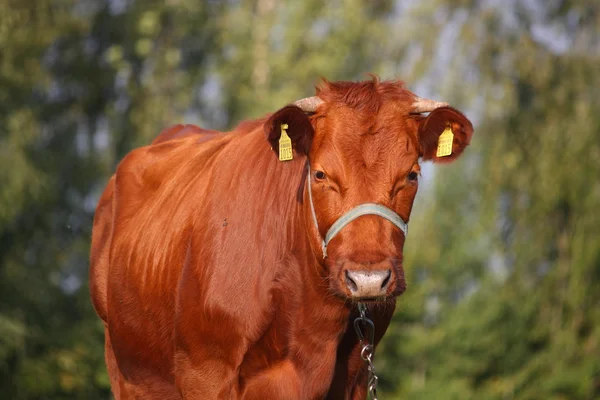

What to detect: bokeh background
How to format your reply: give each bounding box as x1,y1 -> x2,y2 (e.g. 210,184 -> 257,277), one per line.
1,0 -> 599,398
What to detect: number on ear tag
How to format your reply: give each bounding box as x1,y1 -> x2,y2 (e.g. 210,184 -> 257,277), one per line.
436,126 -> 454,157
279,123 -> 293,161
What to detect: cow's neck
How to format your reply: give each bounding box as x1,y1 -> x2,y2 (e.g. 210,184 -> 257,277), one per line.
281,211 -> 353,396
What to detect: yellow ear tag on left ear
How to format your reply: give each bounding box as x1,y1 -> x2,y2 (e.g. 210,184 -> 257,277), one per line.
436,125 -> 454,157
279,123 -> 293,161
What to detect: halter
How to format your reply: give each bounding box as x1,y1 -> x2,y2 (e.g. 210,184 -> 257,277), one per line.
306,164 -> 408,258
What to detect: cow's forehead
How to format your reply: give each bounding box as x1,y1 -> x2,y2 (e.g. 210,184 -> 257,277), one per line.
307,78 -> 423,176
311,101 -> 419,176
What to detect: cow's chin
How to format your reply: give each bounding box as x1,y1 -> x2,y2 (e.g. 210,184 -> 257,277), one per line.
332,283 -> 407,304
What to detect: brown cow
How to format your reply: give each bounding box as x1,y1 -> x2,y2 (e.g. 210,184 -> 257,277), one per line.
90,77 -> 473,399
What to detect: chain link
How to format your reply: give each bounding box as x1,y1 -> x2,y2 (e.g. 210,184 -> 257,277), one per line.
353,303 -> 379,400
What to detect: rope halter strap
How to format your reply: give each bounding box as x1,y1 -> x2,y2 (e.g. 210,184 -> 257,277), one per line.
306,164 -> 408,258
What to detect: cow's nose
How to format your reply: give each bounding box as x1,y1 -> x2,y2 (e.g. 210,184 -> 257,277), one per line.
344,269 -> 392,298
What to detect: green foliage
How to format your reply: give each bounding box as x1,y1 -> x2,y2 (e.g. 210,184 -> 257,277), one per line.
377,1 -> 600,399
0,0 -> 598,398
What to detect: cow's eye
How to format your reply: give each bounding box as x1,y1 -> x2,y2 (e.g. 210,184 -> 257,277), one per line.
314,170 -> 326,181
408,171 -> 419,182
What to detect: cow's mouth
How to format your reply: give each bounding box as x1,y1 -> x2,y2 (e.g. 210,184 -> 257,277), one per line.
356,296 -> 381,303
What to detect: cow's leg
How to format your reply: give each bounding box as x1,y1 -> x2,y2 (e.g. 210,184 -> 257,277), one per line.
107,328 -> 180,399
239,360 -> 301,399
106,332 -> 154,400
106,330 -> 161,400
174,273 -> 252,398
239,337 -> 340,399
173,296 -> 305,399
180,308 -> 343,400
112,371 -> 180,400
174,343 -> 247,399
105,328 -> 122,399
118,379 -> 180,400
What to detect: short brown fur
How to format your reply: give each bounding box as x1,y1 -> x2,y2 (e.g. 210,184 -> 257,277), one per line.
90,76 -> 473,399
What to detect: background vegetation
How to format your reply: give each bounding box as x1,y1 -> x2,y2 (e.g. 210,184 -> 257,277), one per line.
0,0 -> 598,398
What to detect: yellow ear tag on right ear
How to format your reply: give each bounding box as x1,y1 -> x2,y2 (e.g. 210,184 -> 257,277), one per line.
278,123 -> 293,161
436,126 -> 454,157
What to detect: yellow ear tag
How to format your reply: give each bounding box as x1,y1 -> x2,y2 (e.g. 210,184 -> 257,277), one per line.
278,123 -> 293,161
436,126 -> 454,157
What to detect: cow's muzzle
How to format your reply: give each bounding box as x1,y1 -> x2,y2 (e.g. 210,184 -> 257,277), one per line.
341,259 -> 395,299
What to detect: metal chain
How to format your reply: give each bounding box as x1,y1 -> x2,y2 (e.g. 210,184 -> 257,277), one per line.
353,303 -> 379,400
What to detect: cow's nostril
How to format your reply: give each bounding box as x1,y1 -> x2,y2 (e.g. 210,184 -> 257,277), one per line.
343,268 -> 393,298
381,270 -> 392,289
345,270 -> 358,292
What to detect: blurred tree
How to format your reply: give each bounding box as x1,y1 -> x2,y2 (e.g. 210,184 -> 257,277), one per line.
209,0 -> 397,125
0,0 -> 222,398
1,0 -> 598,399
377,1 -> 600,399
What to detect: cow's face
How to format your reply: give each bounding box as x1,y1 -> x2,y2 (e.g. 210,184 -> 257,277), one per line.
265,79 -> 473,301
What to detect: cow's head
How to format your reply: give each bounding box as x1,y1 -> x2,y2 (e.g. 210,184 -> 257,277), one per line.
264,78 -> 473,301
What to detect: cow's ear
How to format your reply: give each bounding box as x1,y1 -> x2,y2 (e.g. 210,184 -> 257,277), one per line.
264,105 -> 314,158
417,106 -> 474,163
